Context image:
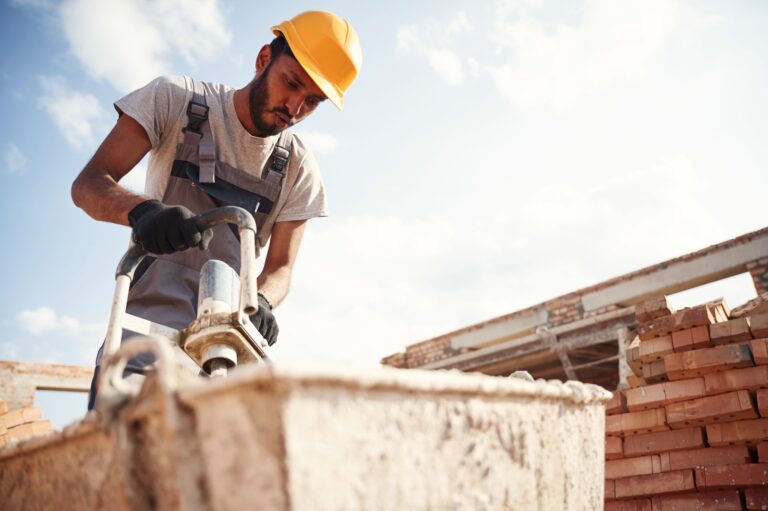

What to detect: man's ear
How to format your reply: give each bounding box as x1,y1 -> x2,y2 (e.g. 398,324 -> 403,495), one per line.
255,45 -> 272,74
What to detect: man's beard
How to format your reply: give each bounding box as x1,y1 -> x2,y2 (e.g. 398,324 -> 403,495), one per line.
248,65 -> 292,137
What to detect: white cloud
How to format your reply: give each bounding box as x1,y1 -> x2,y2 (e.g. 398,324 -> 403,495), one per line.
397,12 -> 472,85
5,144 -> 27,174
295,131 -> 340,155
16,307 -> 103,337
38,76 -> 108,150
59,0 -> 231,94
487,0 -> 682,109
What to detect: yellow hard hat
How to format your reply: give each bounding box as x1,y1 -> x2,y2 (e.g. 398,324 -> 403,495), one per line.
272,11 -> 362,110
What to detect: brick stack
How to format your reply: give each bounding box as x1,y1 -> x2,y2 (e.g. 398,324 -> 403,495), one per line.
0,400 -> 52,448
605,296 -> 768,510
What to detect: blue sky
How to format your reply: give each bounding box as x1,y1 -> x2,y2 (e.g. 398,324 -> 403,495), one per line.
1,0 -> 767,427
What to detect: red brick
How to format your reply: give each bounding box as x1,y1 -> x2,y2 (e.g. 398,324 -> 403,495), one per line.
746,487 -> 768,510
0,419 -> 5,436
658,446 -> 751,471
608,390 -> 628,415
0,400 -> 7,415
758,442 -> 768,463
704,365 -> 768,394
626,379 -> 705,411
628,375 -> 648,388
672,329 -> 695,353
665,390 -> 757,428
758,389 -> 768,417
607,436 -> 624,460
624,427 -> 705,457
638,302 -> 727,341
607,408 -> 669,437
606,455 -> 662,479
664,344 -> 754,380
629,337 -> 644,376
636,296 -> 676,323
753,339 -> 768,365
6,420 -> 52,442
606,478 -> 616,500
1,406 -> 42,429
641,335 -> 675,362
706,418 -> 768,446
691,325 -> 713,350
615,469 -> 695,498
644,360 -> 669,383
650,491 -> 742,511
695,463 -> 768,490
710,317 -> 753,345
751,313 -> 768,338
605,499 -> 652,511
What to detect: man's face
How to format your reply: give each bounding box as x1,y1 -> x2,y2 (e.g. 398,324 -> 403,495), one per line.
249,52 -> 327,137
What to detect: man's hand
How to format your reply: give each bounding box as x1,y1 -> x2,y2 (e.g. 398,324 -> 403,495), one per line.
251,293 -> 279,346
129,199 -> 212,254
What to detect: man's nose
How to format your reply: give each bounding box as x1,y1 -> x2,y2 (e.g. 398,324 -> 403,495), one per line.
285,96 -> 305,118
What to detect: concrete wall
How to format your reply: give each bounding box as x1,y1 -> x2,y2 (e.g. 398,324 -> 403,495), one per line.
0,363 -> 610,511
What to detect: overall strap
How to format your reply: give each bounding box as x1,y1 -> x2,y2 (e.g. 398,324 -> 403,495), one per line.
183,79 -> 216,184
265,130 -> 292,183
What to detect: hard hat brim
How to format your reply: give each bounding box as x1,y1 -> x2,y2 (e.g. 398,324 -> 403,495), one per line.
272,24 -> 345,110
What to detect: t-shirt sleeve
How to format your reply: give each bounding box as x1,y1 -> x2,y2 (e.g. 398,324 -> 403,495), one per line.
275,145 -> 329,222
113,76 -> 190,149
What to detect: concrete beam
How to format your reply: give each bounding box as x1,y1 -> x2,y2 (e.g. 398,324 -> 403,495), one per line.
582,234 -> 768,311
0,361 -> 93,410
450,306 -> 548,350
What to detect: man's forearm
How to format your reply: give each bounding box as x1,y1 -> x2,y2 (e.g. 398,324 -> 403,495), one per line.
72,172 -> 146,226
257,265 -> 292,308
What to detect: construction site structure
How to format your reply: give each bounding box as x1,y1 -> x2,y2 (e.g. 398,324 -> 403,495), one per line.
382,227 -> 768,391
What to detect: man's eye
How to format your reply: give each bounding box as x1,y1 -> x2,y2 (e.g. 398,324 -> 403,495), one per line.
286,79 -> 299,89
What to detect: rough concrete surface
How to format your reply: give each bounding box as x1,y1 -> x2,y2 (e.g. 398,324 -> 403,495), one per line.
0,363 -> 609,510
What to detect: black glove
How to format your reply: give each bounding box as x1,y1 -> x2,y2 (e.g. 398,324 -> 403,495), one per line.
128,200 -> 213,254
251,293 -> 279,346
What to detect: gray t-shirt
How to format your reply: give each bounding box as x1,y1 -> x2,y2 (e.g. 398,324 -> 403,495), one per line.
115,75 -> 328,246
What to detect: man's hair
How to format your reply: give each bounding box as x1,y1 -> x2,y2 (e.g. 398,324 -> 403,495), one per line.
269,35 -> 296,60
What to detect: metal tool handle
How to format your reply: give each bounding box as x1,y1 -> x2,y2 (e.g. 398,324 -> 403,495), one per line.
103,206 -> 259,358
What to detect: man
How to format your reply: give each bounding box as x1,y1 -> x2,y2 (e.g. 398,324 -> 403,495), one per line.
71,11 -> 362,408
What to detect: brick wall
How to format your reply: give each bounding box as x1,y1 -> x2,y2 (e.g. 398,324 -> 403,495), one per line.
383,229 -> 768,370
